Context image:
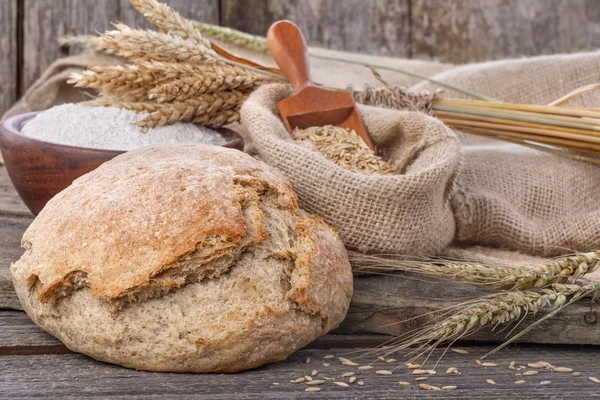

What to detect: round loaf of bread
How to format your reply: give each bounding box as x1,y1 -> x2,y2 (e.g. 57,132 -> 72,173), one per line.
11,144 -> 353,373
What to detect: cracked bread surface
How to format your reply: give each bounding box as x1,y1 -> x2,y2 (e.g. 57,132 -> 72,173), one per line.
11,144 -> 353,373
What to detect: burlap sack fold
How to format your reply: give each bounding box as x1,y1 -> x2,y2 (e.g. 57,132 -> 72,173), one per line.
411,51 -> 600,257
241,83 -> 461,255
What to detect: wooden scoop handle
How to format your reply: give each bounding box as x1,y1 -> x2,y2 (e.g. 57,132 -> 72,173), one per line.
267,20 -> 311,93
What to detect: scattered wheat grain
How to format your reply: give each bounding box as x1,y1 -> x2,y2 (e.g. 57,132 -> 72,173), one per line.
481,362 -> 498,367
358,381 -> 365,386
573,372 -> 582,377
523,371 -> 539,376
452,349 -> 469,355
342,372 -> 355,377
334,382 -> 349,388
486,379 -> 496,385
359,366 -> 374,371
305,387 -> 321,392
306,380 -> 325,386
540,381 -> 551,385
399,381 -> 410,386
415,377 -> 428,381
515,380 -> 526,385
349,377 -> 357,384
553,367 -> 572,373
376,370 -> 393,375
311,370 -> 318,376
442,386 -> 457,390
324,355 -> 334,359
386,359 -> 397,364
323,363 -> 330,367
589,377 -> 600,383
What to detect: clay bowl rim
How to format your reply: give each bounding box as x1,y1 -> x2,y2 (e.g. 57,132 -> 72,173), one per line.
0,111 -> 244,154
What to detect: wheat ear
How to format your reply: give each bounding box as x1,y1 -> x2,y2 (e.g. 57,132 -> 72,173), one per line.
96,23 -> 218,63
129,0 -> 213,48
148,63 -> 273,102
374,283 -> 589,360
349,251 -> 600,291
89,91 -> 246,130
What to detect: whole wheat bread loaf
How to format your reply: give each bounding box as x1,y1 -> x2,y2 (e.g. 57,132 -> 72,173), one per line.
11,144 -> 353,373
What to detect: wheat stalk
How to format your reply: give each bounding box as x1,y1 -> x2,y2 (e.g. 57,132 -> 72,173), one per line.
350,251 -> 600,291
191,21 -> 268,52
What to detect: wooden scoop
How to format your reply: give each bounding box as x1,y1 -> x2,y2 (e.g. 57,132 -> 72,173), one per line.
267,20 -> 376,151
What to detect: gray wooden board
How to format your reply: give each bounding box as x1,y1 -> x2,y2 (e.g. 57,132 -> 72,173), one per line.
2,345 -> 600,398
0,0 -> 18,118
410,0 -> 600,63
0,167 -> 33,218
0,311 -> 390,355
220,0 -> 411,58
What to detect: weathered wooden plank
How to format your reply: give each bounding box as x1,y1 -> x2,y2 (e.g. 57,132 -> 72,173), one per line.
1,345 -> 600,398
21,0 -> 219,95
0,166 -> 33,218
21,0 -> 121,94
0,217 -> 30,311
0,310 -> 388,356
0,0 -> 18,118
411,0 -> 600,63
220,0 -> 411,57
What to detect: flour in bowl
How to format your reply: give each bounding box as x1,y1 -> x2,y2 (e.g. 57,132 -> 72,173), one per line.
21,103 -> 228,151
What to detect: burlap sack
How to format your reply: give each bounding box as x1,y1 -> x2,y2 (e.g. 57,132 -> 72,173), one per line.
241,83 -> 461,254
410,51 -> 600,257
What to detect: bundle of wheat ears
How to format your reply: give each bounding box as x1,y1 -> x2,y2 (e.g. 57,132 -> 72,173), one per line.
68,0 -> 284,131
67,0 -> 600,359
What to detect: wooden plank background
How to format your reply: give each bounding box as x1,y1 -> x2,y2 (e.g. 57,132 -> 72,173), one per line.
2,0 -> 600,117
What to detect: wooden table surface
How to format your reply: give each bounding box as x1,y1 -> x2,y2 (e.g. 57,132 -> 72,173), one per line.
0,165 -> 599,398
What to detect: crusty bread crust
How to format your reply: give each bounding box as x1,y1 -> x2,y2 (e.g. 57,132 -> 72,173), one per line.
11,144 -> 352,373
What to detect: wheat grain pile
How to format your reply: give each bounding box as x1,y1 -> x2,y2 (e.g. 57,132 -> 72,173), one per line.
293,125 -> 398,175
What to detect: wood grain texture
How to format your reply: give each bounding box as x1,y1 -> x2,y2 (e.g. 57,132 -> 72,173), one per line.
21,0 -> 121,93
21,0 -> 219,94
0,311 -> 387,355
411,0 -> 600,63
221,0 -> 410,57
0,160 -> 31,218
1,345 -> 600,398
0,0 -> 18,118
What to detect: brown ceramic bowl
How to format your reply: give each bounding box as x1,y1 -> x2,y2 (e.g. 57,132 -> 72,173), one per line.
0,111 -> 245,215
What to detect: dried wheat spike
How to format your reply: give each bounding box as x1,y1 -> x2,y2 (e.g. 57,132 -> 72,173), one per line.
148,63 -> 273,102
129,0 -> 213,49
96,23 -> 217,63
388,283 -> 589,353
68,65 -> 164,101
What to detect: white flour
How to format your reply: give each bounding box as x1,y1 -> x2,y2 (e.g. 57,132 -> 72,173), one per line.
21,104 -> 228,151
